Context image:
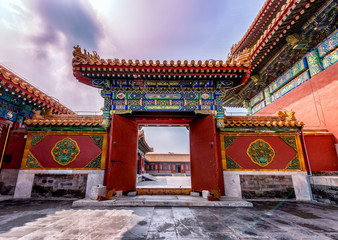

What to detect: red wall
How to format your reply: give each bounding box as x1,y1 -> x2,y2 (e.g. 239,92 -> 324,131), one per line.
23,133 -> 106,169
304,134 -> 338,171
256,62 -> 338,143
2,132 -> 26,169
30,135 -> 101,168
226,136 -> 299,170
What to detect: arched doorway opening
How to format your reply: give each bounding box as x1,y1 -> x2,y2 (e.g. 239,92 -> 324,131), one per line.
104,112 -> 224,197
137,126 -> 191,192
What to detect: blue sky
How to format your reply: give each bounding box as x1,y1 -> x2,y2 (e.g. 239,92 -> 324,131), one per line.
0,0 -> 265,153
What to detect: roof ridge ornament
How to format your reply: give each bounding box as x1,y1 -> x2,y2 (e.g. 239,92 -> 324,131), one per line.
73,45 -> 102,65
278,110 -> 297,121
72,45 -> 251,68
226,48 -> 252,68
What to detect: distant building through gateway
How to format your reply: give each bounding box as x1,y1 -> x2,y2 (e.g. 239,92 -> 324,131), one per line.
145,154 -> 190,176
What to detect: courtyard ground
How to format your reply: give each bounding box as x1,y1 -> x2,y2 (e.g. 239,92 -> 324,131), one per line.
136,176 -> 191,189
0,199 -> 337,239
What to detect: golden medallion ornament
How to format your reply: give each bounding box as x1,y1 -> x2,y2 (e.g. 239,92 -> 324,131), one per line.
247,139 -> 275,167
51,137 -> 80,166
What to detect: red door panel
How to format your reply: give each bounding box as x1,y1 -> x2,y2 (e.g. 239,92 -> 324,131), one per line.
0,121 -> 10,170
105,114 -> 138,192
190,115 -> 224,197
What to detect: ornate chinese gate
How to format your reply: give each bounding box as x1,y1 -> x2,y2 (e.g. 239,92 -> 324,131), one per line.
72,46 -> 251,196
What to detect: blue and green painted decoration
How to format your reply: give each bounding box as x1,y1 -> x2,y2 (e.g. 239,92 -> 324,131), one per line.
94,79 -> 231,118
223,136 -> 242,170
280,136 -> 301,170
25,153 -> 42,168
249,28 -> 338,115
0,88 -> 34,123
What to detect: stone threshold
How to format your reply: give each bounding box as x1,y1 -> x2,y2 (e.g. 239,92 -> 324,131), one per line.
72,195 -> 253,207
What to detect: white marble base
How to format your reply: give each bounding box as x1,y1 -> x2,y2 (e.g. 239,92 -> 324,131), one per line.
89,185 -> 106,200
14,170 -> 35,198
310,176 -> 338,187
292,174 -> 311,201
223,171 -> 311,201
13,169 -> 104,199
223,173 -> 242,199
202,190 -> 210,199
85,171 -> 105,198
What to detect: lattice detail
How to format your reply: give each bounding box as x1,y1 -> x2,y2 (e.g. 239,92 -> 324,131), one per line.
202,100 -> 214,105
158,100 -> 169,105
85,153 -> 101,168
113,100 -> 124,105
226,155 -> 241,169
247,139 -> 275,167
172,100 -> 184,106
186,100 -> 198,105
280,136 -> 297,151
31,135 -> 46,147
286,155 -> 300,169
25,152 -> 42,168
90,135 -> 104,149
143,100 -> 154,105
128,100 -> 139,105
51,137 -> 80,166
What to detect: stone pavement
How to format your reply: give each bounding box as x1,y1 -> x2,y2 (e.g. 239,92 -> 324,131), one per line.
137,176 -> 191,189
0,199 -> 337,239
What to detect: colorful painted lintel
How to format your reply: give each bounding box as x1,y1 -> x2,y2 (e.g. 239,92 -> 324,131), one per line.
252,101 -> 266,114
322,48 -> 338,69
268,58 -> 307,93
271,71 -> 310,103
317,29 -> 338,58
306,50 -> 323,77
250,91 -> 264,107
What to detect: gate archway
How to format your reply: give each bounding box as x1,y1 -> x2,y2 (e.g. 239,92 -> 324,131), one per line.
72,46 -> 251,197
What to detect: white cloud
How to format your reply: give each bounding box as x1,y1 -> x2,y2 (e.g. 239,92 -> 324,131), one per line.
142,127 -> 190,154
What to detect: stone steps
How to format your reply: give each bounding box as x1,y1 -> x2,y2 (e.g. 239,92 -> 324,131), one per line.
72,195 -> 253,207
136,188 -> 191,195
